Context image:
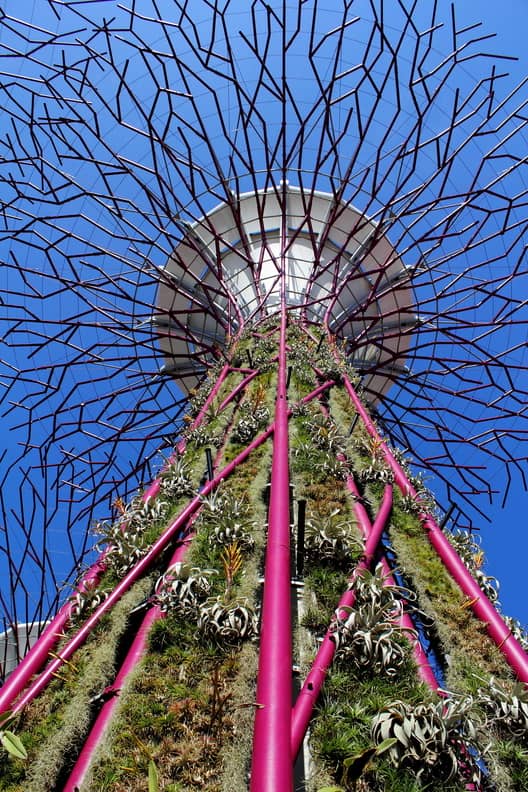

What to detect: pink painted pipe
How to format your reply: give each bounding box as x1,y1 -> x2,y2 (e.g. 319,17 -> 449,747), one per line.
251,310 -> 293,792
345,476 -> 439,691
0,556 -> 107,713
6,423 -> 276,716
377,555 -> 440,693
217,370 -> 259,414
341,372 -> 528,685
143,363 -> 231,501
63,537 -> 193,791
0,368 -> 234,710
291,485 -> 393,757
304,390 -> 438,711
4,383 -> 334,716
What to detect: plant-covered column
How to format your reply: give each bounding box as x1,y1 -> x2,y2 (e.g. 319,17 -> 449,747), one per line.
1,321 -> 528,792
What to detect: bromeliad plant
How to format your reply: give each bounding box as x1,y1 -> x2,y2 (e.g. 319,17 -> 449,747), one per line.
330,565 -> 417,677
94,496 -> 170,577
371,695 -> 483,786
158,456 -> 195,499
502,616 -> 528,653
356,463 -> 394,485
197,596 -> 259,648
153,562 -> 217,616
231,400 -> 270,444
184,422 -> 222,448
198,488 -> 256,550
305,508 -> 361,566
447,530 -> 500,605
478,679 -> 528,739
306,412 -> 346,455
198,541 -> 259,648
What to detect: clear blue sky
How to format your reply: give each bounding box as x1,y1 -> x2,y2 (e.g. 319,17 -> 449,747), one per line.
450,0 -> 528,628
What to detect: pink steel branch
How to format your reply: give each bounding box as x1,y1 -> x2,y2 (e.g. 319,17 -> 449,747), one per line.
62,386 -> 244,791
341,371 -> 528,685
250,308 -> 293,787
0,381 -> 334,718
291,484 -> 394,757
63,538 -> 193,792
290,374 -> 440,757
0,362 -> 233,715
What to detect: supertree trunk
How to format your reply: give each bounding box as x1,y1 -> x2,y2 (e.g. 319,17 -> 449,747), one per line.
0,323 -> 527,791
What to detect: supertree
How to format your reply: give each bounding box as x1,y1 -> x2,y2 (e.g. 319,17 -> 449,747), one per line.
0,1 -> 528,790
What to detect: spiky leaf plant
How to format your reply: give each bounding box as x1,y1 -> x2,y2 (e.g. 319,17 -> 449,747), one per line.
330,565 -> 417,676
371,695 -> 482,785
306,413 -> 346,454
447,531 -> 500,604
330,600 -> 413,677
94,497 -> 171,574
198,597 -> 259,648
305,509 -> 361,565
158,457 -> 195,499
199,488 -> 256,549
153,563 -> 217,615
478,680 -> 528,739
356,463 -> 395,485
231,402 -> 271,444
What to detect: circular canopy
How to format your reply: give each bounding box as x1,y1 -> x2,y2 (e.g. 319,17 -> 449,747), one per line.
157,186 -> 415,399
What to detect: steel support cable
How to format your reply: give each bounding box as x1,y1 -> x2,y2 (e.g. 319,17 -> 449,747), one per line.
340,370 -> 528,685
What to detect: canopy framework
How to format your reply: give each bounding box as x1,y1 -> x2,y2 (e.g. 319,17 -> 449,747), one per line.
157,186 -> 415,399
0,0 -> 527,677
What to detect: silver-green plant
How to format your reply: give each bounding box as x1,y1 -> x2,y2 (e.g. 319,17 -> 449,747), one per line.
371,695 -> 481,784
231,402 -> 270,444
305,509 -> 360,564
330,599 -> 412,677
330,565 -> 416,676
70,586 -> 110,621
306,414 -> 346,454
94,496 -> 170,576
314,455 -> 348,481
478,679 -> 528,739
158,456 -> 195,499
197,596 -> 259,647
447,530 -> 500,604
502,615 -> 528,653
153,562 -> 217,615
199,488 -> 255,549
184,422 -> 222,448
356,462 -> 394,484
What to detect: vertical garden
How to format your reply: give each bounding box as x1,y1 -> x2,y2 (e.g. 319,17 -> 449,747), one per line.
1,322 -> 527,791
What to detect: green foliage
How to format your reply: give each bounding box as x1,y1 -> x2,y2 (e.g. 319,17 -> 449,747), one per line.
148,759 -> 159,792
371,696 -> 482,785
0,720 -> 27,761
317,739 -> 397,791
331,601 -> 414,679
